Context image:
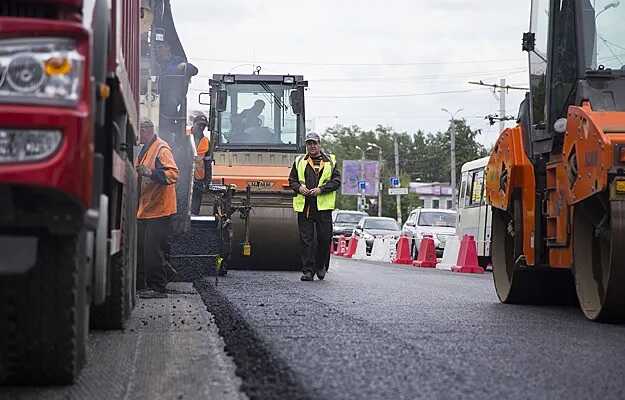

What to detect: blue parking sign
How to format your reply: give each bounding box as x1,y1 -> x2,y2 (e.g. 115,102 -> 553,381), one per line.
358,181 -> 367,191
390,177 -> 400,187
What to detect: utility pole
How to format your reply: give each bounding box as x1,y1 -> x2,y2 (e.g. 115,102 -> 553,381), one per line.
499,78 -> 506,134
468,79 -> 529,132
441,108 -> 463,210
393,135 -> 402,224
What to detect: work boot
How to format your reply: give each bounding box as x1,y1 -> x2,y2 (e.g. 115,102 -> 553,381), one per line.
138,289 -> 168,299
300,271 -> 314,281
316,267 -> 327,281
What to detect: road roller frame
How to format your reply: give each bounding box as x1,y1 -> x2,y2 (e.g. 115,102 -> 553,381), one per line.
485,0 -> 625,321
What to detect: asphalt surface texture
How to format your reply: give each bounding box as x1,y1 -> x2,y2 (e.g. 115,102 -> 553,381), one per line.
1,283 -> 247,400
198,256 -> 625,400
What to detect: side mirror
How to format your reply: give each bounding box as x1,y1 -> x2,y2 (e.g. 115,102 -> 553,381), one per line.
405,221 -> 415,227
216,89 -> 228,112
289,88 -> 304,115
198,92 -> 210,105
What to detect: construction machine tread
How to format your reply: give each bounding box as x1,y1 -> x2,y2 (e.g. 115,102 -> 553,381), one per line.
573,195 -> 625,322
0,232 -> 89,385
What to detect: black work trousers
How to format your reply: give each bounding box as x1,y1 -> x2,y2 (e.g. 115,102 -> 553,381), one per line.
298,210 -> 333,274
137,216 -> 172,291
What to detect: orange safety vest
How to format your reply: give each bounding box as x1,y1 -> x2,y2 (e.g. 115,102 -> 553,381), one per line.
136,136 -> 179,219
194,136 -> 210,181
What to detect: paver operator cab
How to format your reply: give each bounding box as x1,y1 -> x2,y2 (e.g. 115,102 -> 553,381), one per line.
486,0 -> 625,321
198,73 -> 308,270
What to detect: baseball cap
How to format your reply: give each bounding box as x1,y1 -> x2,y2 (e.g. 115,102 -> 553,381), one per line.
305,132 -> 321,143
193,113 -> 208,125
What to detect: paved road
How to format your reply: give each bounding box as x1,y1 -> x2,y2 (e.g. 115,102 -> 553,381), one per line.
1,283 -> 247,400
199,257 -> 625,400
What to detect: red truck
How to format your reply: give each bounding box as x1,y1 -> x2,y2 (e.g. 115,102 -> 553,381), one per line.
0,0 -> 140,384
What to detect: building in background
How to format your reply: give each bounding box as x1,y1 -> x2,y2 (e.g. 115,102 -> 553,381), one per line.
409,182 -> 454,210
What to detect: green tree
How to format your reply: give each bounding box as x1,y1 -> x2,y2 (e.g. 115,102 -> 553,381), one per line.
321,120 -> 487,222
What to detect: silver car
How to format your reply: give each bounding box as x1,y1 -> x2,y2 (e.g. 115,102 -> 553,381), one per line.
332,210 -> 368,239
402,208 -> 457,257
354,217 -> 401,254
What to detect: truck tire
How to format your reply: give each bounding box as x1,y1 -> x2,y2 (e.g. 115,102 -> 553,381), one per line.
0,232 -> 89,385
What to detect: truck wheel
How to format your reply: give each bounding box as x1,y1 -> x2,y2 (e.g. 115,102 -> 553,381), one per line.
573,196 -> 625,321
0,232 -> 89,384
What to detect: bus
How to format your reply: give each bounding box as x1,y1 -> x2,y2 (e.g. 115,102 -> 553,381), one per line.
457,156 -> 491,268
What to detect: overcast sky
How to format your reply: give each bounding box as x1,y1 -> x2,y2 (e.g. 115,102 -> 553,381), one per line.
173,0 -> 531,146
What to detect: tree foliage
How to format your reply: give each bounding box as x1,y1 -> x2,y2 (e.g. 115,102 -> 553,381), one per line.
321,120 -> 487,221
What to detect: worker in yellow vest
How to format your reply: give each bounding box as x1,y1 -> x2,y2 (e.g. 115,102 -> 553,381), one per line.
136,119 -> 180,298
189,113 -> 210,215
288,132 -> 341,281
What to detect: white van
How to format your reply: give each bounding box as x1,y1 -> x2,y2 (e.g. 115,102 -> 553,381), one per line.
457,156 -> 491,267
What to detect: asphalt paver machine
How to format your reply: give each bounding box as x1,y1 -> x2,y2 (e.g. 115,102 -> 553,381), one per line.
486,0 -> 625,321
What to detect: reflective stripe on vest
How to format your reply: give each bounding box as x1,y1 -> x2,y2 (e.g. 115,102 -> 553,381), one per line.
292,154 -> 336,212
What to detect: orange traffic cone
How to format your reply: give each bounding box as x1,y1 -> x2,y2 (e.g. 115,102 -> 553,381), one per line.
452,235 -> 484,274
393,235 -> 413,265
414,235 -> 437,268
344,235 -> 358,258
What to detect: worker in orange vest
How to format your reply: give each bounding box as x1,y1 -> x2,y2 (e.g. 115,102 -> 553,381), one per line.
136,118 -> 180,299
190,113 -> 210,215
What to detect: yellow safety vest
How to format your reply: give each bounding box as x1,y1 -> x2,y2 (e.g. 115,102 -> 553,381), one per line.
293,154 -> 337,212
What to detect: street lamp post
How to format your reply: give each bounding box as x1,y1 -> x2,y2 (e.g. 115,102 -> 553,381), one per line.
355,145 -> 366,213
441,107 -> 463,210
367,143 -> 383,217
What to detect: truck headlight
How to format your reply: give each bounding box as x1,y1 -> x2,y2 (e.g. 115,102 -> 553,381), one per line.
0,38 -> 84,106
0,129 -> 62,163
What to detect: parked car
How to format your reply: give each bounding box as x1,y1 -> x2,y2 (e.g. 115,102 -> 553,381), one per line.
354,217 -> 402,254
332,210 -> 368,240
403,208 -> 457,257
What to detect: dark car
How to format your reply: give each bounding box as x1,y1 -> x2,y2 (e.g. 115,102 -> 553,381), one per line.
353,217 -> 401,254
332,210 -> 368,239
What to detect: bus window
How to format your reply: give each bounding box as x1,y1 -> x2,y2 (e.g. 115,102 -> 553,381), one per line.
470,170 -> 484,206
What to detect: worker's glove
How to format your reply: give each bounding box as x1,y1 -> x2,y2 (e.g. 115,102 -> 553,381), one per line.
136,165 -> 152,177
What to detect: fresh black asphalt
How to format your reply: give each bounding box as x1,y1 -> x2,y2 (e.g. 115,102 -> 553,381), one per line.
198,257 -> 625,400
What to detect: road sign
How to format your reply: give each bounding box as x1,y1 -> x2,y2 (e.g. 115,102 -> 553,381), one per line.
388,187 -> 409,195
342,160 -> 380,196
358,181 -> 367,191
390,177 -> 400,188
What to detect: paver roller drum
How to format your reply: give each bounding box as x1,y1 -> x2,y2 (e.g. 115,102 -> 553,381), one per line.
230,203 -> 301,270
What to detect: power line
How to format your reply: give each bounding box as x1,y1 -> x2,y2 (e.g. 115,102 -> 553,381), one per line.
192,68 -> 528,83
467,80 -> 529,91
308,88 -> 484,99
188,56 -> 526,67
